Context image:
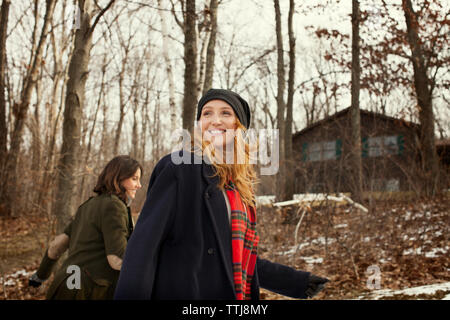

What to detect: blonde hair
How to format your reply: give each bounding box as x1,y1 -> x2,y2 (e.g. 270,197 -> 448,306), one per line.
191,121 -> 258,208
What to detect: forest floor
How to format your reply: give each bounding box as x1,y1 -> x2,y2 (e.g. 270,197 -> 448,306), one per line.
0,194 -> 448,300
257,193 -> 449,300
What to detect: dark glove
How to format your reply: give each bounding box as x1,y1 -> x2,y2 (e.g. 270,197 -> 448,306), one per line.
28,272 -> 45,288
305,274 -> 329,298
29,249 -> 58,288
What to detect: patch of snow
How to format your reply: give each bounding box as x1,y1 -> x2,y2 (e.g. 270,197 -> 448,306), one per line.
4,279 -> 17,286
303,256 -> 324,264
256,193 -> 345,205
433,230 -> 443,237
404,211 -> 412,220
293,193 -> 328,202
402,235 -> 416,241
312,236 -> 335,245
334,223 -> 348,228
0,269 -> 33,287
379,258 -> 392,264
424,247 -> 449,258
403,246 -> 448,258
277,243 -> 310,256
9,269 -> 32,278
370,282 -> 450,300
358,282 -> 450,300
403,247 -> 422,255
256,195 -> 275,205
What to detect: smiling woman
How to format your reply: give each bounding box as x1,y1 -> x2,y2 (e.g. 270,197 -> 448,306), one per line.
114,88 -> 329,300
199,99 -> 238,149
93,156 -> 143,204
120,168 -> 142,201
28,155 -> 143,300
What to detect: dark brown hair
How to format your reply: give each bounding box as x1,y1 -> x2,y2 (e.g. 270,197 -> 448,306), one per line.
93,155 -> 143,202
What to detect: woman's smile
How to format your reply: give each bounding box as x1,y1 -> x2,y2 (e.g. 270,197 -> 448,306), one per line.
199,99 -> 237,149
208,129 -> 226,136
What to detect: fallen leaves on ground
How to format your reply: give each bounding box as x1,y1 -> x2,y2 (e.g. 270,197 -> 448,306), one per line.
0,195 -> 448,300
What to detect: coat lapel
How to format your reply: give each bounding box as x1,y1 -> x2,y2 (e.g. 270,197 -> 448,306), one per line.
202,163 -> 235,295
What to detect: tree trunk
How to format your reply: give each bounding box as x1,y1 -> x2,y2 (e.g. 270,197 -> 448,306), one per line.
182,0 -> 198,132
30,76 -> 43,212
158,0 -> 178,132
53,0 -> 116,233
1,0 -> 56,216
202,0 -> 218,95
0,0 -> 10,216
197,30 -> 209,98
131,105 -> 139,160
113,27 -> 132,156
350,0 -> 363,203
130,55 -> 145,160
100,92 -> 110,163
284,0 -> 296,201
79,57 -> 107,204
31,82 -> 42,172
274,0 -> 286,202
113,65 -> 126,155
402,0 -> 439,195
152,91 -> 162,160
38,5 -> 71,208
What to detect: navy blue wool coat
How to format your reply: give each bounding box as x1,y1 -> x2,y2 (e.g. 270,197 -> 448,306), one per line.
114,151 -> 310,300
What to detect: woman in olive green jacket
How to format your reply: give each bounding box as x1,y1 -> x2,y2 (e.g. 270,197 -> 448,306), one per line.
29,155 -> 143,300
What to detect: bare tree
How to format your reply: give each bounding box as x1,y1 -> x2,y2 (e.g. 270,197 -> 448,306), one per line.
202,0 -> 218,95
273,0 -> 286,202
274,0 -> 296,202
1,0 -> 56,216
182,0 -> 198,132
112,20 -> 136,156
53,0 -> 116,233
78,54 -> 110,204
350,0 -> 363,203
401,0 -> 440,195
284,0 -> 296,201
38,2 -> 73,209
0,1 -> 10,207
158,0 -> 178,132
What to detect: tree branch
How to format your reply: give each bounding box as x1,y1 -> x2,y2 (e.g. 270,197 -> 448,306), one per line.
88,0 -> 116,37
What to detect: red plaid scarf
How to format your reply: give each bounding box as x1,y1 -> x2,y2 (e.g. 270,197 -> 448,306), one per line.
225,182 -> 259,300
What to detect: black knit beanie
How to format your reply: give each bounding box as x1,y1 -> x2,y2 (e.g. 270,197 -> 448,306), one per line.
196,89 -> 251,129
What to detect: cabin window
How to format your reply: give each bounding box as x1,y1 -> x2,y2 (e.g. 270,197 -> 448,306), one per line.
303,140 -> 340,162
365,135 -> 403,158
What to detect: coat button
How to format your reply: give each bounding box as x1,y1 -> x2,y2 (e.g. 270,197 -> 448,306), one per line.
207,248 -> 214,255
